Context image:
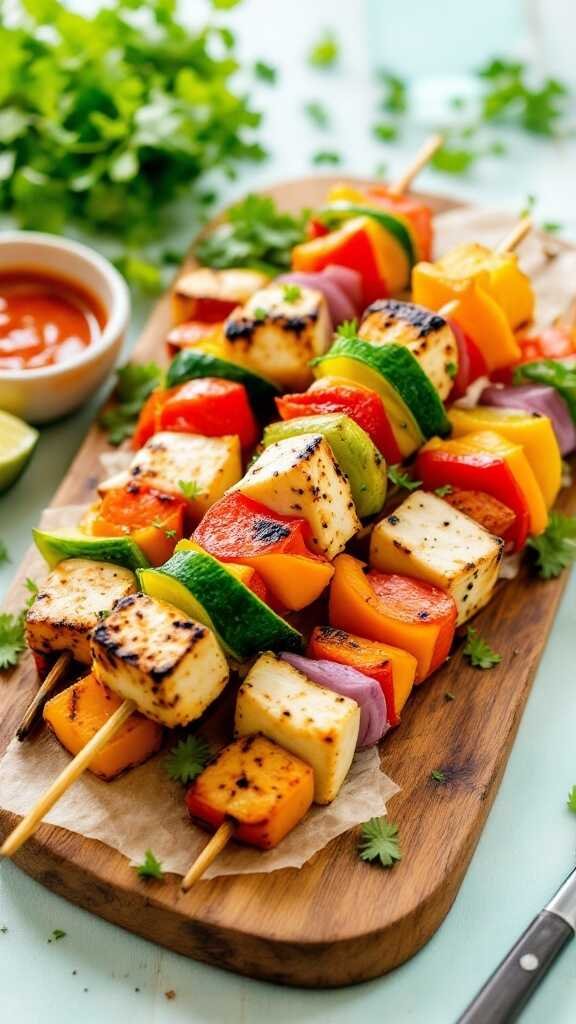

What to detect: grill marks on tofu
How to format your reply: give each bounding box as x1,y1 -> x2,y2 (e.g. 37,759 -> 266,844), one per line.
224,284 -> 331,390
127,431 -> 242,519
91,593 -> 229,728
370,490 -> 503,625
359,299 -> 458,400
233,434 -> 360,560
235,652 -> 360,804
25,558 -> 136,664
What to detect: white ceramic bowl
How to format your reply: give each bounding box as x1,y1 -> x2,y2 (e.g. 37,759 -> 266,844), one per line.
0,231 -> 130,423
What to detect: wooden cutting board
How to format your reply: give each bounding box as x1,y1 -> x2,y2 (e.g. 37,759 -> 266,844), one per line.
0,180 -> 574,988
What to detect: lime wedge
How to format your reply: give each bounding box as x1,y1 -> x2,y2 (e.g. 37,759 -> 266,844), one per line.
0,410 -> 39,494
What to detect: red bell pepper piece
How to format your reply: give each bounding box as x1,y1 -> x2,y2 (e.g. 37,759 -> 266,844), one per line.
292,218 -> 390,306
415,447 -> 528,551
275,381 -> 402,462
493,324 -> 576,385
194,492 -> 316,560
157,377 -> 258,450
132,389 -> 168,449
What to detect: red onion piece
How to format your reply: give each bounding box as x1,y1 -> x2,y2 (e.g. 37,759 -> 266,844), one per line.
480,383 -> 576,456
322,264 -> 363,310
280,652 -> 389,748
448,318 -> 471,400
277,272 -> 357,327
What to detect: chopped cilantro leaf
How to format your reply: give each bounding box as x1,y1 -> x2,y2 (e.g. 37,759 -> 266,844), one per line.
377,71 -> 408,114
135,849 -> 164,881
304,101 -> 330,130
308,30 -> 339,70
373,122 -> 398,143
431,769 -> 446,783
165,735 -> 212,784
254,61 -> 277,84
435,485 -> 454,497
312,150 -> 342,166
387,465 -> 422,492
358,817 -> 402,868
178,480 -> 202,500
463,627 -> 502,669
527,512 -> 576,579
99,362 -> 163,446
282,284 -> 302,303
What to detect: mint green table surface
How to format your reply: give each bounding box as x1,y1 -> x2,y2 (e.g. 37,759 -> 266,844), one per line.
2,1 -> 576,1020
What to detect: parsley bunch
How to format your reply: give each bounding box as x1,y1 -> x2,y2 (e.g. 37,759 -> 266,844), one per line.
195,194 -> 309,274
0,0 -> 265,284
527,512 -> 576,580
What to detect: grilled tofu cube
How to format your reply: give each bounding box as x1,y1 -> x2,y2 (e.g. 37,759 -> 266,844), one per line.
370,490 -> 503,625
26,558 -> 136,664
91,593 -> 229,728
186,734 -> 314,849
235,652 -> 360,804
232,433 -> 360,560
171,267 -> 270,324
224,283 -> 331,390
44,672 -> 163,780
359,299 -> 458,401
126,431 -> 242,520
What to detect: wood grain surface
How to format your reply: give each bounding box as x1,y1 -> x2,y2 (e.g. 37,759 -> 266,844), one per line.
0,181 -> 573,987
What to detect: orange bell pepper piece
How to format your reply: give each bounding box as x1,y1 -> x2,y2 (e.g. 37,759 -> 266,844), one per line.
91,485 -> 186,566
329,554 -> 456,683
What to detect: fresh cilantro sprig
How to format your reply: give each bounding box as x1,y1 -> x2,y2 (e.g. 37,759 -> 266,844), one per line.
463,627 -> 502,669
431,769 -> 446,784
99,362 -> 163,446
359,817 -> 402,868
435,485 -> 454,498
178,480 -> 202,500
135,849 -> 164,882
387,465 -> 422,493
253,61 -> 277,85
165,736 -> 212,784
478,57 -> 569,136
282,284 -> 302,303
0,578 -> 39,670
304,101 -> 330,130
527,512 -> 576,579
377,71 -> 408,115
196,194 -> 308,275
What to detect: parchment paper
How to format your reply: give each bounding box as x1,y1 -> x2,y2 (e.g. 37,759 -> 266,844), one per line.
0,506 -> 398,877
1,206 -> 574,878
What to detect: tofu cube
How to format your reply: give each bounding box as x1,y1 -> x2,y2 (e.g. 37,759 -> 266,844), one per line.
127,431 -> 242,520
233,433 -> 360,560
26,558 -> 136,664
91,593 -> 229,728
224,284 -> 331,390
186,735 -> 314,849
235,652 -> 360,804
370,490 -> 503,625
171,267 -> 270,324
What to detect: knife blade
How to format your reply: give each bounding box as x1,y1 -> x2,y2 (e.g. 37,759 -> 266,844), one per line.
456,866 -> 576,1024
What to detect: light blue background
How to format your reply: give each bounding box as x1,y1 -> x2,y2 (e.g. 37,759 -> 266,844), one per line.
2,1 -> 576,1020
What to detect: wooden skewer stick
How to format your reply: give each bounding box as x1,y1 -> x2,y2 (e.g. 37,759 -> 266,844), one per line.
181,822 -> 234,891
1,698 -> 135,858
388,133 -> 444,197
496,215 -> 533,255
16,653 -> 71,742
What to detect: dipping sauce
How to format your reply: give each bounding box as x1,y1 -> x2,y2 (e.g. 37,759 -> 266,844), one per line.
0,269 -> 105,371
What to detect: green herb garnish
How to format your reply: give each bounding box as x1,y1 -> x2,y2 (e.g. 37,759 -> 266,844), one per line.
196,194 -> 308,275
431,144 -> 477,175
431,769 -> 446,784
282,284 -> 302,303
377,71 -> 408,114
178,480 -> 202,500
308,30 -> 339,69
387,465 -> 422,492
527,512 -> 576,579
165,735 -> 212,784
435,485 -> 454,497
477,57 -> 568,136
312,150 -> 342,166
567,786 -> 576,814
358,817 -> 402,868
373,122 -> 398,143
304,101 -> 330,130
463,627 -> 502,669
135,849 -> 164,882
254,61 -> 277,84
0,541 -> 9,565
99,363 -> 163,446
49,929 -> 66,942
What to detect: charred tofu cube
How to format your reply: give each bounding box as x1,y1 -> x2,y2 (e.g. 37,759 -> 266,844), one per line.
233,433 -> 360,560
25,558 -> 136,664
224,284 -> 331,390
91,593 -> 229,728
186,734 -> 314,849
126,431 -> 242,520
171,267 -> 270,324
370,490 -> 503,625
235,652 -> 360,804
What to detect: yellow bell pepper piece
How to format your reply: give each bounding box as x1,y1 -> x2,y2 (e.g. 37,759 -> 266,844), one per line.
448,407 -> 561,508
445,430 -> 548,536
412,264 -> 521,372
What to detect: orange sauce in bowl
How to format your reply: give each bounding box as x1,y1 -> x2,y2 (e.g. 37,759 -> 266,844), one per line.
0,269 -> 106,371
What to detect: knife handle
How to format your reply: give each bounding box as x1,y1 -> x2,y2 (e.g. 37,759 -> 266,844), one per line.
457,910 -> 573,1024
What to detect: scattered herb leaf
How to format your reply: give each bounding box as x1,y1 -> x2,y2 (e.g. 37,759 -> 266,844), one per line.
388,465 -> 422,492
308,30 -> 339,70
282,284 -> 301,303
446,361 -> 458,379
164,528 -> 177,540
567,786 -> 576,814
431,144 -> 477,175
477,58 -> 569,136
463,627 -> 502,669
0,541 -> 9,565
165,735 -> 212,784
377,71 -> 408,114
359,817 -> 402,868
253,306 -> 268,321
253,61 -> 277,84
373,122 -> 398,143
304,101 -> 330,130
99,363 -> 163,446
49,929 -> 66,942
178,480 -> 202,500
444,692 -> 456,702
542,221 -> 562,235
435,484 -> 454,497
136,849 -> 164,881
0,612 -> 27,671
312,150 -> 342,166
527,512 -> 576,579
431,769 -> 446,783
